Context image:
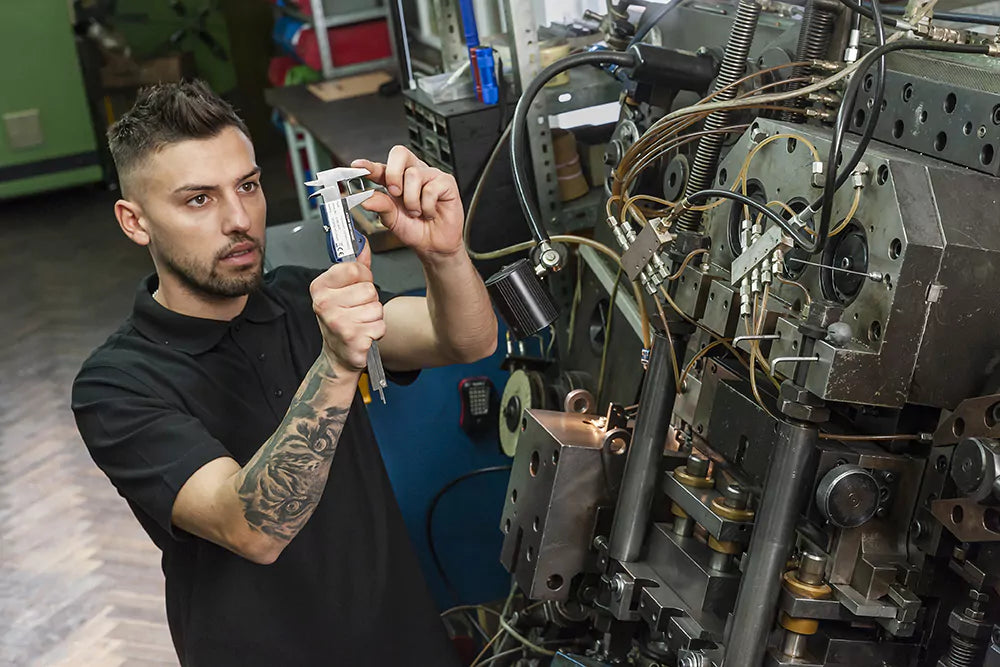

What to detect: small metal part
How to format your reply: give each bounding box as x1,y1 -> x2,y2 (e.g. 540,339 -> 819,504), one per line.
798,551 -> 827,585
782,630 -> 809,658
686,453 -> 710,477
851,162 -> 870,189
826,321 -> 852,347
722,482 -> 749,510
811,160 -> 825,188
770,356 -> 820,377
815,464 -> 880,528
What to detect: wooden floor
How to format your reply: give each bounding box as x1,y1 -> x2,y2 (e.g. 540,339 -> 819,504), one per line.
1,186 -> 177,666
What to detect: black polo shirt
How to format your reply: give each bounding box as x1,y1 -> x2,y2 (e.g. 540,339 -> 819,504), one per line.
71,266 -> 460,667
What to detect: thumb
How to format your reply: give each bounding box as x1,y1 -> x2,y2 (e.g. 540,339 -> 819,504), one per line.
357,239 -> 372,270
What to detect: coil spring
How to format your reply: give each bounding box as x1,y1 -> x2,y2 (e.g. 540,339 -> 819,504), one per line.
947,634 -> 980,667
677,0 -> 762,231
783,0 -> 838,122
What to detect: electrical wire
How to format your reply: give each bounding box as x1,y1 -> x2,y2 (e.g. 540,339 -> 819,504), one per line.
829,187 -> 862,237
666,248 -> 710,281
677,339 -> 727,390
629,0 -> 684,46
426,466 -> 512,603
859,2 -> 1000,26
810,0 -> 887,255
497,615 -> 557,656
652,295 -> 683,388
597,268 -> 623,407
806,38 -> 993,254
511,49 -> 637,244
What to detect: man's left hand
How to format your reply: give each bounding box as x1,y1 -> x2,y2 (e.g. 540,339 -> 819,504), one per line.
351,146 -> 464,260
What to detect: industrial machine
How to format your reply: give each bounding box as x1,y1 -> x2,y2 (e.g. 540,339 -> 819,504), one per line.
471,0 -> 1000,665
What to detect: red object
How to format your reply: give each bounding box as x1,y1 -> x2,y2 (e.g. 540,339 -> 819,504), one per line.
267,56 -> 299,87
294,19 -> 392,71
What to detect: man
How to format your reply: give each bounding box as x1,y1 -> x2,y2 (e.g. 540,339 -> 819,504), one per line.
72,80 -> 497,666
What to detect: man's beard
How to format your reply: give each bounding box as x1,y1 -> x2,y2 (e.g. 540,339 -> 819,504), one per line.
157,233 -> 265,299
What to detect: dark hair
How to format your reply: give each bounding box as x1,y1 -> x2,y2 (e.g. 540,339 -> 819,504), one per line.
108,79 -> 249,187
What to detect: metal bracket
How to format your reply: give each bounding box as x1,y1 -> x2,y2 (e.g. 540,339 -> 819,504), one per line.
622,222 -> 677,282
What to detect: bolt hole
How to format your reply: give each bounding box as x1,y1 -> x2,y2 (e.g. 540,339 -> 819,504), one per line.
944,92 -> 957,113
936,455 -> 948,472
533,516 -> 540,532
521,417 -> 527,431
954,417 -> 966,437
529,450 -> 540,477
984,508 -> 1000,534
892,119 -> 904,139
992,104 -> 1000,125
963,122 -> 973,136
504,518 -> 511,533
511,488 -> 518,504
863,74 -> 873,92
855,108 -> 866,127
919,109 -> 928,124
934,131 -> 948,151
982,144 -> 995,166
719,168 -> 728,185
902,83 -> 913,103
552,449 -> 560,465
787,137 -> 797,153
869,321 -> 882,342
951,505 -> 964,525
877,164 -> 889,185
608,437 -> 627,455
986,402 -> 1000,428
547,574 -> 564,590
889,238 -> 902,260
527,545 -> 534,561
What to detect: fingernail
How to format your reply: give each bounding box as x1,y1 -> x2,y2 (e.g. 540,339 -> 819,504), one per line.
389,186 -> 401,196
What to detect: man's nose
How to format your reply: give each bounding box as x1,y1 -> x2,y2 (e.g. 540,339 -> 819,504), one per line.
222,194 -> 252,234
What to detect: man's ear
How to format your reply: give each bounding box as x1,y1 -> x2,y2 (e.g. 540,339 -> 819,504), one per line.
115,198 -> 150,247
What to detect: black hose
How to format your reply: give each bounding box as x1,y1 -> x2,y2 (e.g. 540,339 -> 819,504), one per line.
685,188 -> 810,244
838,0 -> 899,26
800,38 -> 991,254
813,0 -> 887,252
629,0 -> 683,46
511,50 -> 637,245
426,465 -> 512,602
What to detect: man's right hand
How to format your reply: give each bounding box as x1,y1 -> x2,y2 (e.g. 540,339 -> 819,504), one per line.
309,245 -> 385,375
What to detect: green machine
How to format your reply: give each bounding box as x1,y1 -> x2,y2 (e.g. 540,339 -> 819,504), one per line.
0,1 -> 104,199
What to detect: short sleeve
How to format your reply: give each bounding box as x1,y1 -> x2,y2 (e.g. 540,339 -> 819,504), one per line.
72,365 -> 232,541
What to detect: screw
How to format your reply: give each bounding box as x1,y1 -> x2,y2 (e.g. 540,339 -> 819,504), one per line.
723,482 -> 750,509
884,471 -> 897,483
686,453 -> 710,477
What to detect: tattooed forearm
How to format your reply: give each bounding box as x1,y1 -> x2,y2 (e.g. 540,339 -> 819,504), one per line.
235,356 -> 351,541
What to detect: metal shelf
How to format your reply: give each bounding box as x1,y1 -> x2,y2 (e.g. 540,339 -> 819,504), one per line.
543,67 -> 621,116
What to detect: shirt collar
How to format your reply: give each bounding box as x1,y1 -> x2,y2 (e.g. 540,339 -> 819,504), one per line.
131,274 -> 285,354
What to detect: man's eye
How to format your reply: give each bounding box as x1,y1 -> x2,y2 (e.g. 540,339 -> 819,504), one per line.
240,181 -> 259,193
188,194 -> 209,207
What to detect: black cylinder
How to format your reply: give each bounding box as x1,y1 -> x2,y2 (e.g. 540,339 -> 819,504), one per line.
485,259 -> 559,340
677,0 -> 762,231
609,329 -> 681,562
725,419 -> 818,667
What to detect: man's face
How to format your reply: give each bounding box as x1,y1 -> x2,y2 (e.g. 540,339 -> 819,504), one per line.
130,126 -> 267,299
